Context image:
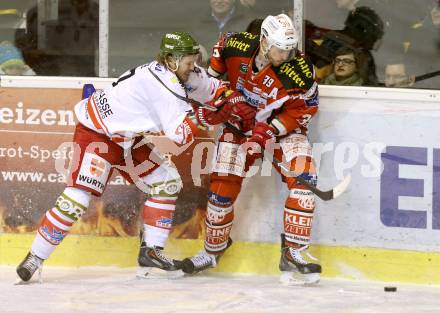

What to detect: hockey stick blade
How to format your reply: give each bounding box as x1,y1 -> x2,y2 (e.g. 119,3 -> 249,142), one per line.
276,160 -> 351,201
307,173 -> 351,201
331,173 -> 352,199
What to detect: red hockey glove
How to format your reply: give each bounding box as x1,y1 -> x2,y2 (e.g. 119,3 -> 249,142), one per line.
230,102 -> 256,132
198,90 -> 245,126
248,122 -> 277,150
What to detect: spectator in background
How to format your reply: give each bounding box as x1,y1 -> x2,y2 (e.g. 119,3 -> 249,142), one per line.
384,62 -> 415,88
306,6 -> 384,86
245,18 -> 263,35
323,46 -> 364,86
15,0 -> 98,76
431,0 -> 440,27
211,0 -> 239,31
333,0 -> 362,28
239,0 -> 256,8
0,41 -> 35,75
336,0 -> 359,10
305,0 -> 369,30
191,0 -> 252,51
402,0 -> 440,89
237,0 -> 293,17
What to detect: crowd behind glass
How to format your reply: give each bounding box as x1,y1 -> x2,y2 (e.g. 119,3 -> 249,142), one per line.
0,0 -> 438,89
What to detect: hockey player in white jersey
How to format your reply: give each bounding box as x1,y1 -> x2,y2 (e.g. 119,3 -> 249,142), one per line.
16,31 -> 255,282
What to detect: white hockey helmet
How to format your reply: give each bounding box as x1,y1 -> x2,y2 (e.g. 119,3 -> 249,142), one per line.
260,14 -> 298,52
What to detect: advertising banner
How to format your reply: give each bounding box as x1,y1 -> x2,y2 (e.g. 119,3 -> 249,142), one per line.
0,86 -> 213,239
2,84 -> 440,254
309,89 -> 440,252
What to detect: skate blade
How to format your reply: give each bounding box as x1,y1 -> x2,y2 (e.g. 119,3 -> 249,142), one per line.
14,278 -> 29,285
14,277 -> 43,285
136,267 -> 184,280
14,269 -> 43,285
280,271 -> 320,286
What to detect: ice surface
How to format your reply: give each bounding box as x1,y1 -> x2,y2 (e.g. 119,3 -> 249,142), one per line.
1,266 -> 439,313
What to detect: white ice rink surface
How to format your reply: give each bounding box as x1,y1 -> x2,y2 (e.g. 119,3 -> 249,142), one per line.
1,266 -> 439,313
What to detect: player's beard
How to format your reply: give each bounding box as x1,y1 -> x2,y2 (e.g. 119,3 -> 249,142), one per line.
177,71 -> 190,82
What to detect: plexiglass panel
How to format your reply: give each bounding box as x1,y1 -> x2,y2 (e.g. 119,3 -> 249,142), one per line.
3,0 -> 438,90
1,0 -> 98,76
107,0 -> 293,76
305,0 -> 440,89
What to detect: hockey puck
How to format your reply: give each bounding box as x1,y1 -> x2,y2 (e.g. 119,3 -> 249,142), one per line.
384,286 -> 397,292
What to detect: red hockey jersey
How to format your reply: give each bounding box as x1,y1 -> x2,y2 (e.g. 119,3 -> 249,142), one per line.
210,32 -> 319,136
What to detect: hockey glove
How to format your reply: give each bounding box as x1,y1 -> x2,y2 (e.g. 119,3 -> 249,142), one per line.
197,90 -> 245,126
248,122 -> 277,151
230,102 -> 256,132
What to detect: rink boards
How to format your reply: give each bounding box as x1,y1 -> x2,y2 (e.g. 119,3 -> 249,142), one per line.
1,78 -> 440,284
2,234 -> 440,284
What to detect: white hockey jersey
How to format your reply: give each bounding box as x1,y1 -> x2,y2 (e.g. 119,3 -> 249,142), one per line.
74,61 -> 220,148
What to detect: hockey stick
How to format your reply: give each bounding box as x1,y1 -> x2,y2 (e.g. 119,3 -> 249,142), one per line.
148,68 -> 351,200
414,70 -> 440,82
378,69 -> 440,86
221,123 -> 351,201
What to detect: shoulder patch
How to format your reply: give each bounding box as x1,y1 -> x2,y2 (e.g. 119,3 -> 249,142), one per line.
222,32 -> 259,59
273,56 -> 315,91
303,82 -> 319,107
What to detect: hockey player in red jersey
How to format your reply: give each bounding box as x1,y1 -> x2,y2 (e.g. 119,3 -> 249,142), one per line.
15,31 -> 255,282
181,14 -> 322,284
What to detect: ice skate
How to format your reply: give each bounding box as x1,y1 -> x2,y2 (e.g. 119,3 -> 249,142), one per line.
181,239 -> 232,275
279,245 -> 321,285
137,243 -> 183,279
16,252 -> 44,284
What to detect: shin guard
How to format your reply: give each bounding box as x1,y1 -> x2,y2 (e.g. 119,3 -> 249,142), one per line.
283,188 -> 315,248
142,198 -> 176,248
32,188 -> 90,260
204,174 -> 242,254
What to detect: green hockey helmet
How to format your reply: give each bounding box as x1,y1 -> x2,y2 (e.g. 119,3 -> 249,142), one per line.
160,31 -> 200,57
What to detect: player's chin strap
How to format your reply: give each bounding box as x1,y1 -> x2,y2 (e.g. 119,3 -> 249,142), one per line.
148,67 -> 350,201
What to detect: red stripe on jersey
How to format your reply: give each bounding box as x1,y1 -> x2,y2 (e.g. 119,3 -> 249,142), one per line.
87,97 -> 102,130
89,96 -> 111,135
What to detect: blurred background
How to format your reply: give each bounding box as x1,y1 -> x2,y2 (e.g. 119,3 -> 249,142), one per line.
0,0 -> 438,89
